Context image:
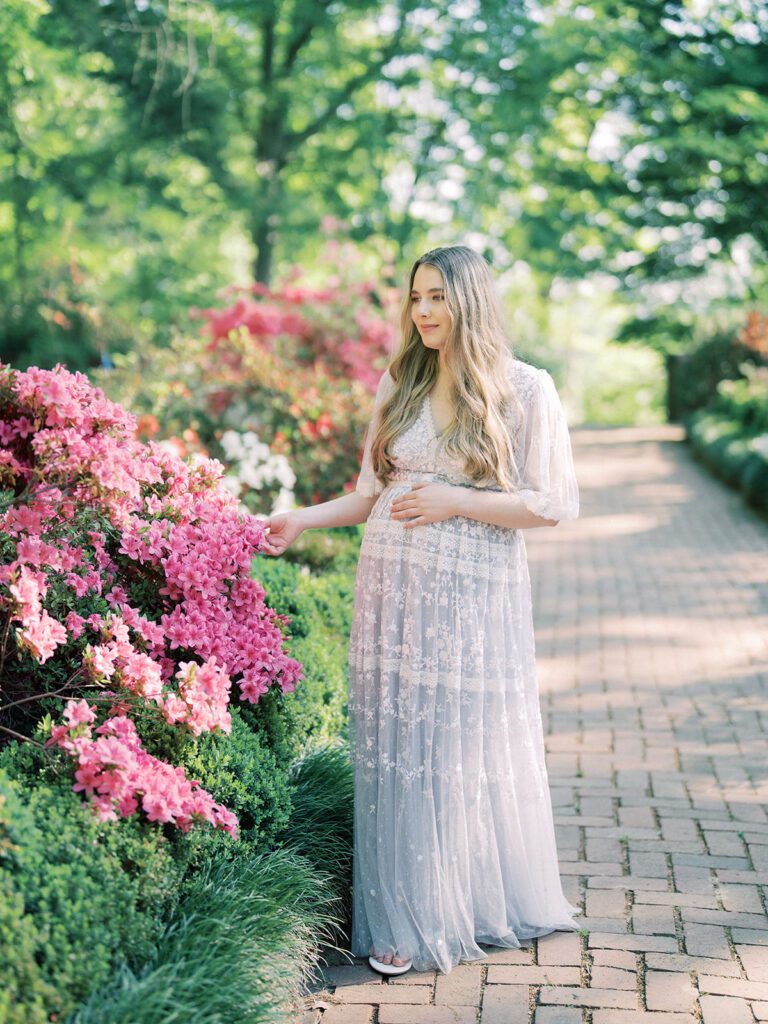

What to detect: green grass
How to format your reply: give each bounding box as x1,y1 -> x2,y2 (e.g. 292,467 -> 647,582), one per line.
277,740 -> 355,929
69,846 -> 342,1024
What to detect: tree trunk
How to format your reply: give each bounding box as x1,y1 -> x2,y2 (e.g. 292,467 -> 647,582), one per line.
253,209 -> 276,285
251,162 -> 286,285
250,121 -> 287,285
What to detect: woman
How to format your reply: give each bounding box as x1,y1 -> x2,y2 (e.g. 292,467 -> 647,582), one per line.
261,245 -> 582,977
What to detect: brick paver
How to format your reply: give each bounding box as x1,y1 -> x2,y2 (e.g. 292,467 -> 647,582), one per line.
291,424 -> 768,1023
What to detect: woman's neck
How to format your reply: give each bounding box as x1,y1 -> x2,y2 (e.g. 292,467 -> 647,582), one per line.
434,355 -> 452,390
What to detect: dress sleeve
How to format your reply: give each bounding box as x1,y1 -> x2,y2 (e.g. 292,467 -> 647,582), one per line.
355,369 -> 395,497
514,368 -> 580,521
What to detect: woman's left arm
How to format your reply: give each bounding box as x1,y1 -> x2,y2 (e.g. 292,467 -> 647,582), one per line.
392,368 -> 579,531
391,482 -> 557,530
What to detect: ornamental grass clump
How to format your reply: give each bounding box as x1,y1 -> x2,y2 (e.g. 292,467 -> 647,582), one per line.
69,846 -> 343,1024
0,362 -> 303,836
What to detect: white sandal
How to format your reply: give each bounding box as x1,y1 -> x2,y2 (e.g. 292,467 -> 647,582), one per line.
368,951 -> 413,976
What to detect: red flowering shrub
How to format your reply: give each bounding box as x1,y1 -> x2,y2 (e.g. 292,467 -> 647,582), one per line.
101,245 -> 399,508
197,271 -> 397,394
0,363 -> 303,836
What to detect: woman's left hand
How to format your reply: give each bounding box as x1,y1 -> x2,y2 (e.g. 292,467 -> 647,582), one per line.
390,482 -> 461,528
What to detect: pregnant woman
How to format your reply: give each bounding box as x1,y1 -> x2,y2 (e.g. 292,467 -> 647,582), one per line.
261,244 -> 582,976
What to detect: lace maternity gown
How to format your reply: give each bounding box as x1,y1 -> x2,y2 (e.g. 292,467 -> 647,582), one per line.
348,356 -> 581,975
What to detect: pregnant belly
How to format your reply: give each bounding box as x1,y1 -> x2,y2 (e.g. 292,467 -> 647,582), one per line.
362,481 -> 524,581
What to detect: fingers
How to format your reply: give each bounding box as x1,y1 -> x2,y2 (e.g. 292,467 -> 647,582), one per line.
261,537 -> 285,555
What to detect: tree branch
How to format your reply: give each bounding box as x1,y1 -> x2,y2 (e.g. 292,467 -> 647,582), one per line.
283,0 -> 414,153
261,12 -> 276,89
280,23 -> 314,76
279,0 -> 334,76
0,725 -> 44,748
0,666 -> 94,714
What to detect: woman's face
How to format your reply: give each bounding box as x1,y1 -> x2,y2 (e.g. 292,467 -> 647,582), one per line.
410,264 -> 450,351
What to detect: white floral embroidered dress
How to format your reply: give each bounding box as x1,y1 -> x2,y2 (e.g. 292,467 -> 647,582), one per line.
348,357 -> 581,975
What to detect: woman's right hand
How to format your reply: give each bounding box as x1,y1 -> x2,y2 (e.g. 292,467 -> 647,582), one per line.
258,511 -> 305,556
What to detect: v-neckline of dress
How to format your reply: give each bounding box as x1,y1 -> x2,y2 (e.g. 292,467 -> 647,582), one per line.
425,386 -> 457,438
423,392 -> 444,439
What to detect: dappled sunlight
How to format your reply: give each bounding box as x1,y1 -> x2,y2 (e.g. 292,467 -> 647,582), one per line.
563,512 -> 667,539
528,426 -> 768,807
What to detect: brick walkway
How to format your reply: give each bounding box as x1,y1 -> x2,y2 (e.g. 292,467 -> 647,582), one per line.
293,424 -> 768,1024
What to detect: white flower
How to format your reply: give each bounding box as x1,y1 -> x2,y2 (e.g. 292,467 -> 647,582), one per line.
220,430 -> 245,459
156,439 -> 181,455
270,487 -> 296,515
217,429 -> 297,507
221,474 -> 242,496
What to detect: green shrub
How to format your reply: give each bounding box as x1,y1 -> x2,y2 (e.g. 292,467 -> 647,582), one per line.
178,707 -> 293,860
715,433 -> 753,487
280,524 -> 364,573
687,410 -> 768,518
712,365 -> 768,434
741,437 -> 768,514
70,744 -> 355,1024
0,757 -> 183,1023
0,787 -> 57,1024
666,330 -> 756,420
69,847 -> 343,1024
255,551 -> 357,753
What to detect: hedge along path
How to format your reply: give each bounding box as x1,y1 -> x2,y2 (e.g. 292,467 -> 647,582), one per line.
293,422 -> 768,1024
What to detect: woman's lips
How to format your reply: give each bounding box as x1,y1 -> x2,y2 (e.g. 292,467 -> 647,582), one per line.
420,325 -> 438,331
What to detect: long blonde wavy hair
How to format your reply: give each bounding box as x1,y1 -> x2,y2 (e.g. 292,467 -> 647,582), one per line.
369,245 -> 525,492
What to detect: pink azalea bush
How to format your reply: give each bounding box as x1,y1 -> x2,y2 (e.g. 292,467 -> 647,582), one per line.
47,699 -> 239,835
0,362 -> 303,837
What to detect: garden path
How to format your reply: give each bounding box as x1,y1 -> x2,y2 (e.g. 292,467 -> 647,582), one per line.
293,422 -> 768,1024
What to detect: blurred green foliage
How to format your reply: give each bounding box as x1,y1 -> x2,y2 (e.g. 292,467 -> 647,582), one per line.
2,0 -> 766,382
687,407 -> 768,517
666,331 -> 756,422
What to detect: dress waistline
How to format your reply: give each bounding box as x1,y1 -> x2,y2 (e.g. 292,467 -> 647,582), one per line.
385,469 -> 503,492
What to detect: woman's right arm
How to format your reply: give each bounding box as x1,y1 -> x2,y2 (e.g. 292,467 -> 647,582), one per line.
261,367 -> 393,556
259,491 -> 379,557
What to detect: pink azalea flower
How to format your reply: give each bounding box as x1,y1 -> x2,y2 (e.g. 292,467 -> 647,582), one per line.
64,699 -> 97,728
85,643 -> 118,681
17,611 -> 67,664
65,611 -> 86,638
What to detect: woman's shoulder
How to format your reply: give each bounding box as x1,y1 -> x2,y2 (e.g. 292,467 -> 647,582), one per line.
374,366 -> 396,399
503,355 -> 545,402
